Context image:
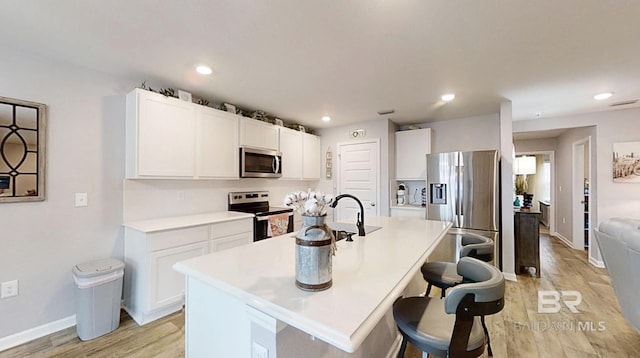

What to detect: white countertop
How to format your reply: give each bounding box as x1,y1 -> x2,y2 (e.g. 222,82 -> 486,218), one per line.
123,211 -> 255,232
173,216 -> 451,353
389,204 -> 425,210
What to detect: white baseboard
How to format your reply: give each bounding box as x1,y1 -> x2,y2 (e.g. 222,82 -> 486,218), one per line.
502,272 -> 518,282
553,233 -> 574,248
589,256 -> 605,268
0,315 -> 76,353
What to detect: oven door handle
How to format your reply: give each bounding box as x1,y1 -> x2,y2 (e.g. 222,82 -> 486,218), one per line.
256,212 -> 293,221
274,155 -> 280,174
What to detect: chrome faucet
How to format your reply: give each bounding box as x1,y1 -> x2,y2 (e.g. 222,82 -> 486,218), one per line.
330,194 -> 365,236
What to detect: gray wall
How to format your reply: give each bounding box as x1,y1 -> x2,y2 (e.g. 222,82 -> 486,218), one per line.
400,113 -> 501,154
0,49 -> 130,339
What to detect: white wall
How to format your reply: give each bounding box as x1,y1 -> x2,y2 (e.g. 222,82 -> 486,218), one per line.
426,113 -> 501,153
0,49 -> 131,339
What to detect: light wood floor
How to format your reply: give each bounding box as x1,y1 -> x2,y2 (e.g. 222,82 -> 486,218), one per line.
3,228 -> 640,357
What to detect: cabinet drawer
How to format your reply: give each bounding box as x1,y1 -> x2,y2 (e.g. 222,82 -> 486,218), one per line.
210,232 -> 252,252
210,219 -> 253,239
147,225 -> 209,252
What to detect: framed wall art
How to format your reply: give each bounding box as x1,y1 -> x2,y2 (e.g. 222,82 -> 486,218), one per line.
613,141 -> 640,183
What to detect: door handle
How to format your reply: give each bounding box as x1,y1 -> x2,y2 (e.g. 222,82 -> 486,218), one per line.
370,202 -> 376,207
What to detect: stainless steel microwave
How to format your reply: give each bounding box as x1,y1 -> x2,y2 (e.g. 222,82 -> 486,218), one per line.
239,147 -> 282,178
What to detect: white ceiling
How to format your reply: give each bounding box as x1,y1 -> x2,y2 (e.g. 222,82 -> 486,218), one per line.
2,1 -> 640,129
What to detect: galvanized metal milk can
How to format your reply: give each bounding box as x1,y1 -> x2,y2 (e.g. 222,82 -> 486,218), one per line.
295,215 -> 336,291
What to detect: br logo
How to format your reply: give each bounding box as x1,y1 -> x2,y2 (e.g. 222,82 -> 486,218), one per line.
538,290 -> 582,313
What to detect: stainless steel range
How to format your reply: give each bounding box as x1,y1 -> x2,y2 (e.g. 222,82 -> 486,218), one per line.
228,191 -> 294,241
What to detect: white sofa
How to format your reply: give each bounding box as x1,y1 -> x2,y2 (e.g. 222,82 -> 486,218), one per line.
594,218 -> 640,332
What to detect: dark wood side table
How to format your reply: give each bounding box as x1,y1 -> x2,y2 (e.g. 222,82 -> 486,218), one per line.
514,209 -> 541,277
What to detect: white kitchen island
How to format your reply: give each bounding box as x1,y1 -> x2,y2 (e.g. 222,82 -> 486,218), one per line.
173,216 -> 451,357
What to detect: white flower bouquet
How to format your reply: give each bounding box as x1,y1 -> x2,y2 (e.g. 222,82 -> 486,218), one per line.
283,190 -> 334,216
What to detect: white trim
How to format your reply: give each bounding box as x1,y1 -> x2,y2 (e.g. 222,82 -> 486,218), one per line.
502,272 -> 518,282
589,256 -> 605,268
553,233 -> 573,248
0,315 -> 76,352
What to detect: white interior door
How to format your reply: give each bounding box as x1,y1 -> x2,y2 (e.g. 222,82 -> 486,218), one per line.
336,140 -> 379,222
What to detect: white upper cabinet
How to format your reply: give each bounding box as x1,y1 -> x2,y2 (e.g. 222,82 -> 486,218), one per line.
279,127 -> 303,179
302,132 -> 321,179
126,88 -> 239,179
196,107 -> 238,178
239,117 -> 279,151
126,89 -> 196,178
395,128 -> 431,180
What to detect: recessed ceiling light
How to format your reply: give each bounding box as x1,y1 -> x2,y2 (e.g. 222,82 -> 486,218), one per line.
321,116 -> 331,122
441,93 -> 455,102
196,65 -> 213,75
594,92 -> 613,100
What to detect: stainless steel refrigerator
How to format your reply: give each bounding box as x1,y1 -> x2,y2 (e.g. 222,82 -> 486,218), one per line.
426,150 -> 501,268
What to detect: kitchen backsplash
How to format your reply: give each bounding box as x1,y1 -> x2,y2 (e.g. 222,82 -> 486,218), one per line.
123,179 -> 321,222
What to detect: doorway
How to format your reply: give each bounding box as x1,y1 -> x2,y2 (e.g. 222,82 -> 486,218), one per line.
572,137 -> 601,266
335,139 -> 380,222
515,151 -> 555,234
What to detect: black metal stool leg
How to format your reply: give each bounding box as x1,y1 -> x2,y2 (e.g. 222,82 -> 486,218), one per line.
481,315 -> 493,356
397,335 -> 408,358
425,283 -> 432,296
440,287 -> 446,298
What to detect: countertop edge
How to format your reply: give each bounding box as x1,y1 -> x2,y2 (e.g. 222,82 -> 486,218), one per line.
123,211 -> 255,232
389,205 -> 425,210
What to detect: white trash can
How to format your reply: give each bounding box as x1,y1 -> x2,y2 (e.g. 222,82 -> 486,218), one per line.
72,258 -> 125,341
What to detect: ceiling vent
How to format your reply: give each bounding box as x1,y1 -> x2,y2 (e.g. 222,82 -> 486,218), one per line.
377,109 -> 395,115
610,99 -> 638,107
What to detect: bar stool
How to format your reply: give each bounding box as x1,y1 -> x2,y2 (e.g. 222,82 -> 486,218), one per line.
421,233 -> 494,298
393,257 -> 505,358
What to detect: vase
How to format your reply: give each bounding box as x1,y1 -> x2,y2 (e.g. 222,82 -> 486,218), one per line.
295,215 -> 335,291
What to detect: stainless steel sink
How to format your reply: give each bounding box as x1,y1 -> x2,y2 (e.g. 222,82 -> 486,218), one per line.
327,222 -> 382,241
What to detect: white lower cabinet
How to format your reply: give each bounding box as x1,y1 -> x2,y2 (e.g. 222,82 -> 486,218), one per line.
124,217 -> 253,325
149,241 -> 208,311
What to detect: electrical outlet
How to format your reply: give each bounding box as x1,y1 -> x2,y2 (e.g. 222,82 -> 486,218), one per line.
1,280 -> 18,298
252,342 -> 269,358
75,193 -> 88,207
